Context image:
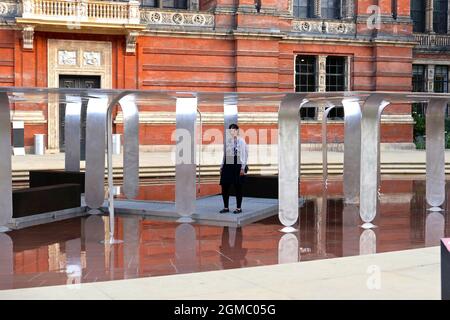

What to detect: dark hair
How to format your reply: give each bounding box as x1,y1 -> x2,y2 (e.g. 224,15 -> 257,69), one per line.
229,123 -> 239,130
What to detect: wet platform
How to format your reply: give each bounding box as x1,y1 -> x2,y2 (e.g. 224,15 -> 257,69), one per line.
107,195 -> 286,227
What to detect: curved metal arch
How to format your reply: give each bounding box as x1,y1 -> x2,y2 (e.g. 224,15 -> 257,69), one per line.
426,98 -> 448,208
321,99 -> 362,202
359,93 -> 390,225
0,92 -> 12,230
278,93 -> 309,231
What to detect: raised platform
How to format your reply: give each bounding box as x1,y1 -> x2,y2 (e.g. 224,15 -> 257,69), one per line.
108,195 -> 293,227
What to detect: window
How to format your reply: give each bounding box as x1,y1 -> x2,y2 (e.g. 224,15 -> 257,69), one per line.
293,0 -> 314,18
326,56 -> 346,92
391,0 -> 397,19
433,0 -> 448,34
326,56 -> 346,119
327,107 -> 345,120
411,0 -> 426,33
141,0 -> 157,6
141,0 -> 188,8
434,65 -> 449,93
321,0 -> 340,19
412,65 -> 427,117
295,55 -> 317,119
412,65 -> 426,92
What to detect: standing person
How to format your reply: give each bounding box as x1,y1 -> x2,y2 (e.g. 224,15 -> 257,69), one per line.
219,124 -> 248,214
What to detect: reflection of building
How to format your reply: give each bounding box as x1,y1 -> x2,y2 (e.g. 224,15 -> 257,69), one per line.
2,0 -> 447,151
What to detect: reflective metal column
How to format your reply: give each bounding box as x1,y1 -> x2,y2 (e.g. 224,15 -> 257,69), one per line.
359,94 -> 390,227
342,99 -> 362,204
175,97 -> 198,222
0,92 -> 12,231
426,99 -> 448,209
322,104 -> 335,185
278,94 -> 308,232
64,95 -> 82,172
85,95 -> 109,209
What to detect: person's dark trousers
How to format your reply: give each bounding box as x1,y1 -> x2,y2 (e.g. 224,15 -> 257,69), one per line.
221,183 -> 243,208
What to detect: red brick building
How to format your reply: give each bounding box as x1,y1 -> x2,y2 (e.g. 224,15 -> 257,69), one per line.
0,0 -> 447,152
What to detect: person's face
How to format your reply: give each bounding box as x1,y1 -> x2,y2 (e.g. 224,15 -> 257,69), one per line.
230,128 -> 238,137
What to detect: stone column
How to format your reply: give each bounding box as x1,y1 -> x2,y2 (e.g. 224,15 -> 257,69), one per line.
427,65 -> 435,92
345,56 -> 351,90
316,55 -> 327,120
426,0 -> 434,33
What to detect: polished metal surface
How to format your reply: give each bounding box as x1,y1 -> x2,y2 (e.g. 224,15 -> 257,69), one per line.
197,109 -> 202,192
426,99 -> 448,207
359,94 -> 390,224
0,234 -> 12,289
0,92 -> 12,228
85,95 -> 109,209
64,95 -> 82,172
278,233 -> 299,264
342,99 -> 362,204
322,104 -> 335,185
224,94 -> 238,165
175,98 -> 197,217
278,94 -> 307,229
118,95 -> 140,199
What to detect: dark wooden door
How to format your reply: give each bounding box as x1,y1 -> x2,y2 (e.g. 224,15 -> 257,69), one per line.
59,75 -> 101,160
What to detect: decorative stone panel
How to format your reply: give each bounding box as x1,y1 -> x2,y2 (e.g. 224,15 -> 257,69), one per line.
141,9 -> 214,27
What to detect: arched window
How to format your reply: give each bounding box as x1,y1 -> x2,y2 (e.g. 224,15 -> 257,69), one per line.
321,0 -> 340,19
293,0 -> 314,18
411,0 -> 426,33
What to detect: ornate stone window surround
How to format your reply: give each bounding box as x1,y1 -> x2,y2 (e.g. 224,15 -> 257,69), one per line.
47,39 -> 112,152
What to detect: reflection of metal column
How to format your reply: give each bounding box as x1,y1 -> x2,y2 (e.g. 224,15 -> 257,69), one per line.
359,94 -> 390,227
175,223 -> 197,273
83,215 -> 108,282
278,94 -> 307,232
0,233 -> 13,289
426,99 -> 448,209
175,98 -> 197,222
64,95 -> 82,172
342,99 -> 362,204
342,204 -> 360,256
278,233 -> 299,264
224,94 -> 238,164
322,105 -> 335,185
85,96 -> 109,209
426,212 -> 445,246
123,216 -> 140,279
0,92 -> 12,232
197,109 -> 202,193
359,229 -> 376,255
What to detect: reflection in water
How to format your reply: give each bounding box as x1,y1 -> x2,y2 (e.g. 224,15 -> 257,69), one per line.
175,223 -> 197,273
65,238 -> 81,287
425,212 -> 445,247
278,233 -> 298,264
0,233 -> 13,289
220,227 -> 247,269
359,229 -> 377,255
1,178 -> 450,290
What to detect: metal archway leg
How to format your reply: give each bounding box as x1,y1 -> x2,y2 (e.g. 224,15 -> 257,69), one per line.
175,97 -> 197,222
426,99 -> 448,209
342,99 -> 362,204
359,94 -> 390,228
0,92 -> 12,232
64,95 -> 82,172
119,95 -> 140,199
278,94 -> 307,232
85,95 -> 109,209
322,104 -> 335,186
